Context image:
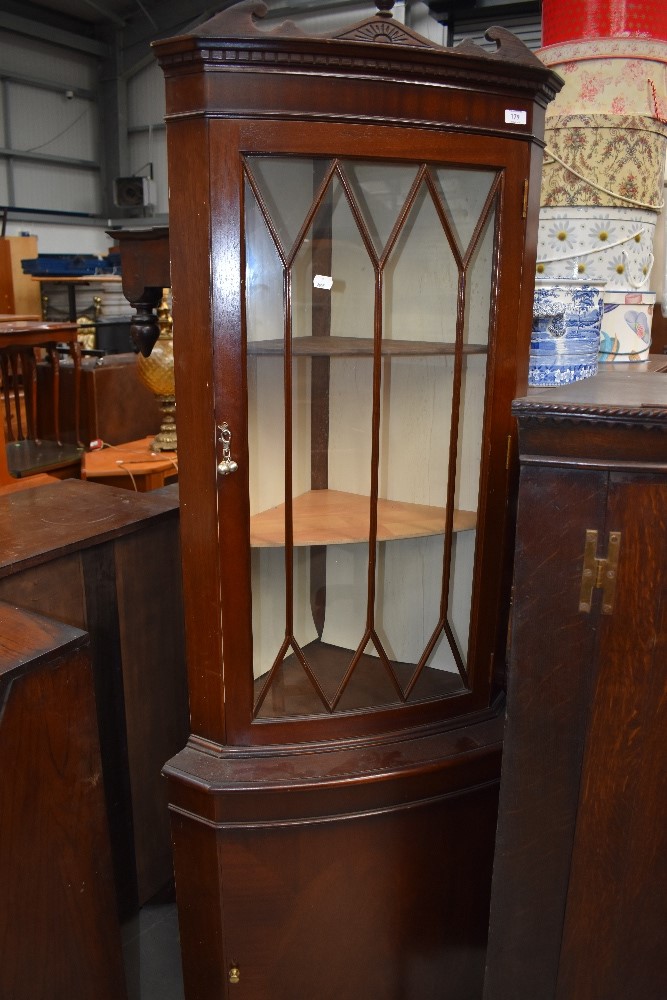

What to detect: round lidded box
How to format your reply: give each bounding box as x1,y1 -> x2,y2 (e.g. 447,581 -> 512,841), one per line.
536,206 -> 657,289
540,114 -> 667,210
529,280 -> 604,387
599,291 -> 655,363
541,1 -> 667,47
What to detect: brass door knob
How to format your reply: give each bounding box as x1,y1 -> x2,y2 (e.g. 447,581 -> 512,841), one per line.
228,965 -> 241,985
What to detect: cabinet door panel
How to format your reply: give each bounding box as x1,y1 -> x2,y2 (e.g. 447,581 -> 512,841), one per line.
556,476 -> 667,1000
484,465 -> 609,1000
219,786 -> 499,1000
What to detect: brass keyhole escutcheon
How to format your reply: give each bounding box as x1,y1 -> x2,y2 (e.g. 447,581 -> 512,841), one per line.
229,965 -> 241,985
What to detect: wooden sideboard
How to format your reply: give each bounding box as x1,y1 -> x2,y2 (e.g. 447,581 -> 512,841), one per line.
36,352 -> 161,447
0,602 -> 127,1000
484,362 -> 667,1000
0,479 -> 188,914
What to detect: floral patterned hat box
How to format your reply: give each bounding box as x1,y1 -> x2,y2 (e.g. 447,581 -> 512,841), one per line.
539,113 -> 667,209
536,38 -> 667,120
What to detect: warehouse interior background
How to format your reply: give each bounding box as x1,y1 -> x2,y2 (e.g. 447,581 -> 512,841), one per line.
0,0 -> 542,252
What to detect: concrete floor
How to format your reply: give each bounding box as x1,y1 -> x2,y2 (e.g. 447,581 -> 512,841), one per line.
122,894 -> 185,1000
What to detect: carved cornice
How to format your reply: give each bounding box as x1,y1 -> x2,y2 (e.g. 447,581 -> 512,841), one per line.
154,3 -> 563,106
513,398 -> 667,431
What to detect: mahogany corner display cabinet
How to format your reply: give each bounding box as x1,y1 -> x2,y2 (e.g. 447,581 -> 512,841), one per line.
146,5 -> 561,998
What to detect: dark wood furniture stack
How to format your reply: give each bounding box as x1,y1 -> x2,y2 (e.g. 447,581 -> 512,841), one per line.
484,362 -> 667,1000
117,5 -> 561,997
0,479 -> 188,915
0,601 -> 127,1000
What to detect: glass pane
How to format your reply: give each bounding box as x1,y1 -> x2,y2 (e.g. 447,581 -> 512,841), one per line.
431,167 -> 495,257
246,176 -> 287,688
383,180 -> 458,344
246,156 -> 330,258
446,202 -> 497,668
342,161 -> 418,257
253,160 -> 377,719
374,178 -> 497,702
374,353 -> 468,700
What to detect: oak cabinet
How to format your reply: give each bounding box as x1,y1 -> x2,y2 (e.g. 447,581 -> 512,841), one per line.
144,4 -> 561,997
484,363 -> 667,1000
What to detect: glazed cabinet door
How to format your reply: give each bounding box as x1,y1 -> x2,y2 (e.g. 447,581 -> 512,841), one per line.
209,123 -> 531,745
166,117 -> 533,747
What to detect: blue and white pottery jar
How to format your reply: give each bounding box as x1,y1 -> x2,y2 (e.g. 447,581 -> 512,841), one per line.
529,280 -> 604,387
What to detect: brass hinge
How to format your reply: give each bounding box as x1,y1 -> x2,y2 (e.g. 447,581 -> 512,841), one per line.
578,529 -> 621,615
522,179 -> 529,219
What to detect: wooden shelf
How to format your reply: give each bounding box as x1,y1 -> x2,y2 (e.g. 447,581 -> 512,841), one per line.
255,639 -> 466,717
250,489 -> 476,547
248,336 -> 488,357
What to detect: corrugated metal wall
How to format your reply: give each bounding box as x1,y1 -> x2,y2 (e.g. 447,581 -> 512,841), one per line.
126,62 -> 167,216
0,3 -> 542,225
452,12 -> 542,51
0,27 -> 100,215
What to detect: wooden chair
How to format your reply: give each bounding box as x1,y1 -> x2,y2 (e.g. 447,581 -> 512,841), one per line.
0,416 -> 57,495
0,321 -> 83,481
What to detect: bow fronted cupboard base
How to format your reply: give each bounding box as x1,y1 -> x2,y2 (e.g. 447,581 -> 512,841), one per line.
146,4 -> 561,997
484,363 -> 667,1000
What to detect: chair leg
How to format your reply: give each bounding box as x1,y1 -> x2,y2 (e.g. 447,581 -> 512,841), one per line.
68,340 -> 83,447
0,354 -> 14,442
21,349 -> 38,442
46,344 -> 62,445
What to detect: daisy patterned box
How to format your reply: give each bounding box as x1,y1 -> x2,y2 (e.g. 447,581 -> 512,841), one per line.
536,206 -> 657,289
599,291 -> 655,363
541,113 -> 667,210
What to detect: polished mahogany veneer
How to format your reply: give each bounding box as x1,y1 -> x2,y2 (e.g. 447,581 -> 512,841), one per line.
117,4 -> 563,997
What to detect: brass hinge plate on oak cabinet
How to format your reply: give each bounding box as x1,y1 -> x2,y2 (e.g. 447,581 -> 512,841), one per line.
522,180 -> 529,219
579,529 -> 621,614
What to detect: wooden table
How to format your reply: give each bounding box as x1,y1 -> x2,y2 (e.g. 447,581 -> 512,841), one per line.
108,226 -> 170,355
82,434 -> 178,491
0,319 -> 82,446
